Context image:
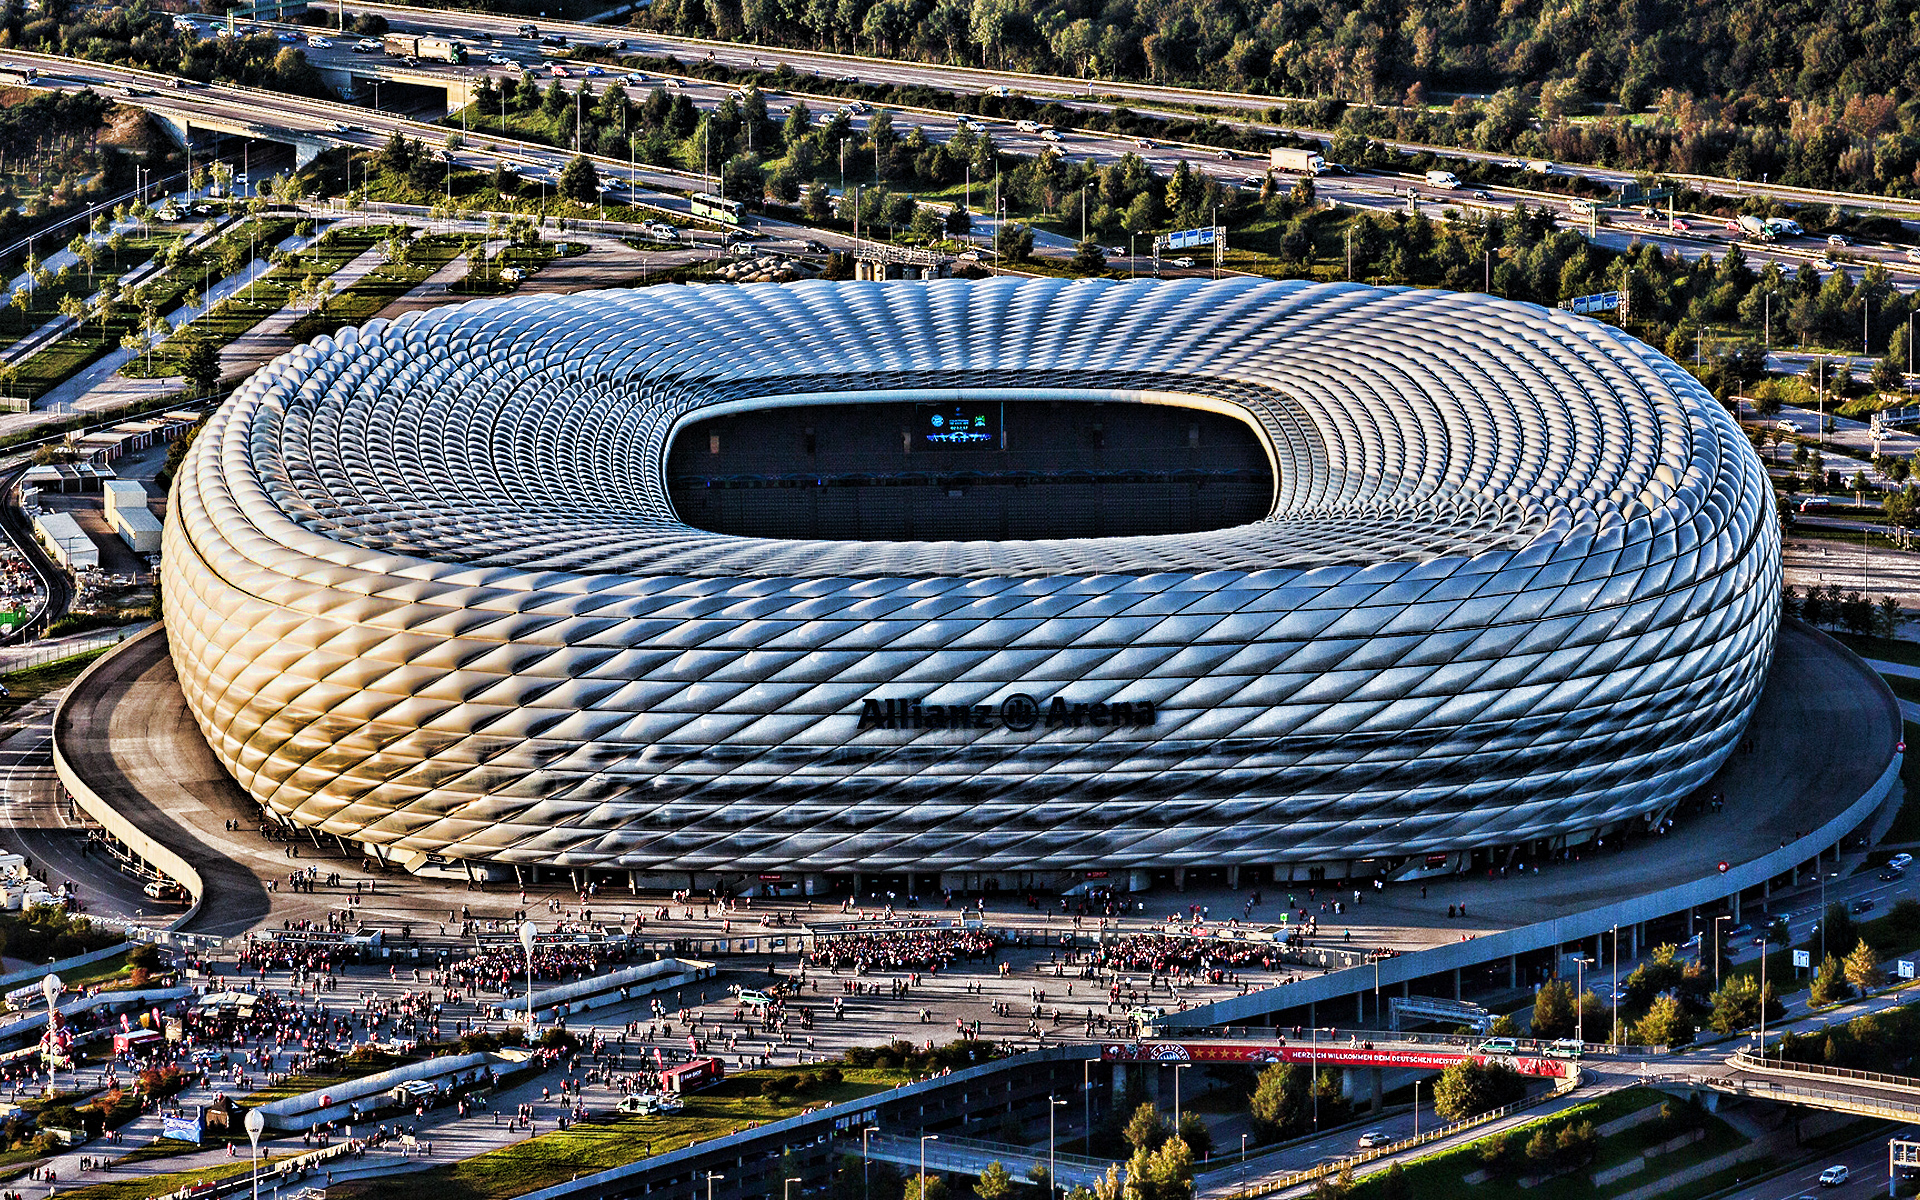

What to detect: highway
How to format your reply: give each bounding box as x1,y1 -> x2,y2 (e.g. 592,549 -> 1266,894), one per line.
270,1 -> 1920,280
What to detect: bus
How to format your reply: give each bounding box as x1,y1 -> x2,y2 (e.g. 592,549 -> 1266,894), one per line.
690,192 -> 743,225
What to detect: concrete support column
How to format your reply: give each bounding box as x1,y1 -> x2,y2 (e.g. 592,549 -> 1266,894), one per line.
1308,1002 -> 1316,1027
1732,891 -> 1741,923
1452,968 -> 1462,1000
1227,866 -> 1241,890
1370,1068 -> 1383,1111
1174,867 -> 1187,893
1763,878 -> 1771,900
1631,923 -> 1642,959
1687,906 -> 1696,940
1509,955 -> 1518,989
1357,991 -> 1364,1023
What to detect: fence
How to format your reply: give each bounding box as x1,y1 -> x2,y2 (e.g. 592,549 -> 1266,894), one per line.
0,625 -> 142,676
1239,1066 -> 1583,1196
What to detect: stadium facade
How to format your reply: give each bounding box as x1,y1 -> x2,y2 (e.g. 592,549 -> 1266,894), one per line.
161,279 -> 1780,892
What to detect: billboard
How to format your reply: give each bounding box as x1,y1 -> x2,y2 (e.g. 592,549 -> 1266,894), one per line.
917,402 -> 1000,449
1164,227 -> 1218,250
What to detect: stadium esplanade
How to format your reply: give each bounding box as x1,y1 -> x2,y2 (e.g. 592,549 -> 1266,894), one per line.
162,278 -> 1779,895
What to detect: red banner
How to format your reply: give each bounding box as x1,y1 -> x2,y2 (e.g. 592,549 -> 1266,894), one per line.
1099,1042 -> 1563,1077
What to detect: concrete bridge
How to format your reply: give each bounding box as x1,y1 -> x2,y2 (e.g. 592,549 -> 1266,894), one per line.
1673,1051 -> 1920,1122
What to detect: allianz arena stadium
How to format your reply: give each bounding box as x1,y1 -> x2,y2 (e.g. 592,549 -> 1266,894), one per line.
161,278 -> 1780,890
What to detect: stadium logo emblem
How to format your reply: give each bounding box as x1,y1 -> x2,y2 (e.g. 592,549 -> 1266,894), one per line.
1000,693 -> 1040,731
855,695 -> 1157,734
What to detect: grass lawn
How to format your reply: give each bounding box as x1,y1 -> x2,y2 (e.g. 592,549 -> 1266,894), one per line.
1344,1089 -> 1727,1199
0,648 -> 110,718
48,1151 -> 305,1200
332,1063 -> 915,1200
285,235 -> 479,341
1834,632 -> 1920,669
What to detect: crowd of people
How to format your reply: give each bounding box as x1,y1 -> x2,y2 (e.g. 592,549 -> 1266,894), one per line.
807,927 -> 1001,973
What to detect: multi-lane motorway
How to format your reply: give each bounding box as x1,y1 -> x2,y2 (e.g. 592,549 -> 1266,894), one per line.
0,6 -> 1906,284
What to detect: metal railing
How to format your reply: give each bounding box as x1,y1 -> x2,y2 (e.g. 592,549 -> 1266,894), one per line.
0,626 -> 142,675
1727,1049 -> 1920,1093
1678,1071 -> 1920,1121
1238,1066 -> 1583,1197
869,1130 -> 1116,1173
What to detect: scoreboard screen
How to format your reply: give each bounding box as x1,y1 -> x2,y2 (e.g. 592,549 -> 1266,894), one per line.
917,402 -> 1001,449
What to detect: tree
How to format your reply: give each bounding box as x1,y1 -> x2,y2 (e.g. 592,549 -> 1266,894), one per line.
946,203 -> 972,237
1071,239 -> 1108,274
1175,1112 -> 1211,1157
903,1173 -> 946,1200
1823,903 -> 1857,961
1002,222 -> 1035,261
1708,974 -> 1783,1034
1432,1060 -> 1526,1122
975,1160 -> 1016,1199
1630,993 -> 1695,1047
180,334 -> 220,399
1249,1062 -> 1301,1143
557,155 -> 600,204
1529,978 -> 1575,1039
1844,937 -> 1885,993
1124,1101 -> 1171,1152
1811,953 -> 1849,1005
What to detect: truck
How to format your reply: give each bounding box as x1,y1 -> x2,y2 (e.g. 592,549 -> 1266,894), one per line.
1737,214 -> 1774,241
383,34 -> 467,63
1425,169 -> 1461,188
1269,147 -> 1326,174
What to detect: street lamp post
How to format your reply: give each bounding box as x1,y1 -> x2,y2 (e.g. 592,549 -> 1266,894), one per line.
1713,914 -> 1731,987
703,1171 -> 724,1200
861,1127 -> 877,1200
518,920 -> 538,1039
1050,1097 -> 1068,1199
1611,924 -> 1620,1049
40,973 -> 60,1096
784,1177 -> 801,1200
1082,1059 -> 1093,1156
245,1107 -> 265,1200
919,1134 -> 939,1199
1173,1062 -> 1190,1133
1413,1079 -> 1421,1138
1574,957 -> 1586,1046
1240,1133 -> 1250,1199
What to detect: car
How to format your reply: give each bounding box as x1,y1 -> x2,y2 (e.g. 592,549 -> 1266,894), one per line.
1881,868 -> 1905,881
1215,149 -> 1234,160
518,22 -> 538,35
276,31 -> 298,42
1890,853 -> 1912,870
1545,1038 -> 1584,1058
1819,1165 -> 1849,1186
1641,207 -> 1659,219
1107,246 -> 1126,257
1134,137 -> 1154,149
549,64 -> 569,77
616,1094 -> 663,1115
583,64 -> 604,76
403,55 -> 419,66
1853,898 -> 1876,913
1827,234 -> 1851,247
1472,189 -> 1491,200
957,118 -> 983,133
354,37 -> 379,51
1729,923 -> 1752,937
847,100 -> 870,114
1499,158 -> 1524,169
1039,129 -> 1062,142
1798,497 -> 1830,513
1477,1037 -> 1519,1054
142,880 -> 187,902
1356,1131 -> 1390,1148
475,29 -> 493,40
540,33 -> 567,45
487,53 -> 512,65
605,38 -> 627,50
306,35 -> 332,48
624,72 -> 645,84
1169,256 -> 1195,268
666,77 -> 681,88
802,240 -> 829,253
1242,175 -> 1265,187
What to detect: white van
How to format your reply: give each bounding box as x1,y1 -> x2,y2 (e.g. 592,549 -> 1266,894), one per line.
1014,120 -> 1043,134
